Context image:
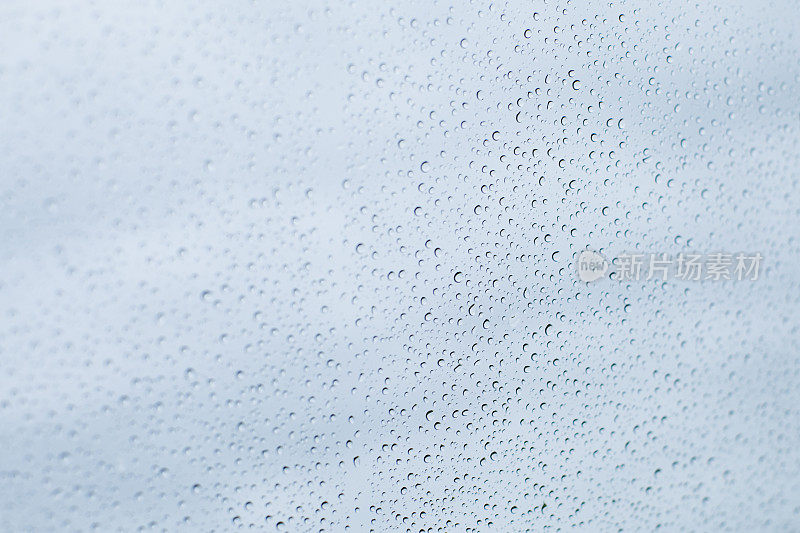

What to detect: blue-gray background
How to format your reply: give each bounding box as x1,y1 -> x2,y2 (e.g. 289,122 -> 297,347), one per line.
1,0 -> 798,531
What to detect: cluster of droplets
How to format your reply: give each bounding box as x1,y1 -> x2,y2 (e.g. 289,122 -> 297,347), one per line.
0,0 -> 799,531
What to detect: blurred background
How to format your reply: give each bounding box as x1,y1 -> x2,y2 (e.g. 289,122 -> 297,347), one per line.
0,0 -> 798,530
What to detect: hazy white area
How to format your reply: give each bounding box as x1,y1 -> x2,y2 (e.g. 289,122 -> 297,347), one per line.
1,0 -> 798,530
